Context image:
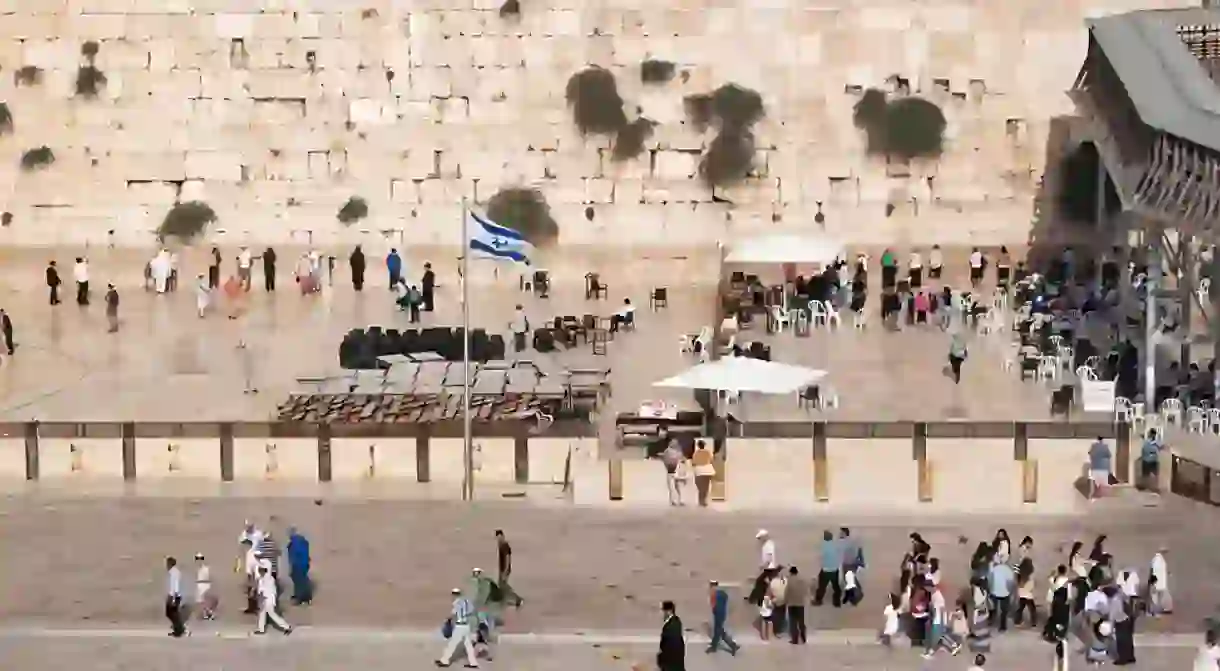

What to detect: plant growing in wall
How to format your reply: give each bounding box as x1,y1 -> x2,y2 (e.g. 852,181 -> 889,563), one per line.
157,201 -> 217,243
14,66 -> 41,87
75,66 -> 107,98
640,59 -> 676,85
611,117 -> 657,161
498,0 -> 520,18
486,188 -> 559,248
0,102 -> 12,135
19,146 -> 54,171
882,97 -> 946,160
854,88 -> 946,160
852,88 -> 888,135
565,66 -> 627,136
337,195 -> 369,224
684,83 -> 766,188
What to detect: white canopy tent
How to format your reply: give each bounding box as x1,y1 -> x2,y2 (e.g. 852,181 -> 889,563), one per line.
654,357 -> 828,394
724,233 -> 845,265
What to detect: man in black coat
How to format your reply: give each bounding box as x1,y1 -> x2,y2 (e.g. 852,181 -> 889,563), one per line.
657,600 -> 685,671
262,247 -> 277,292
46,260 -> 61,305
421,262 -> 435,311
0,308 -> 13,355
350,246 -> 366,291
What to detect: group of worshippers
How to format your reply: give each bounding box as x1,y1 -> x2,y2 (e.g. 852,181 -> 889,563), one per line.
881,529 -> 1173,666
436,530 -> 524,667
743,529 -> 864,642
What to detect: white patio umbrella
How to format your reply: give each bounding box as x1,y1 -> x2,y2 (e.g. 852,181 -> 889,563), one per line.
653,357 -> 828,394
724,233 -> 845,265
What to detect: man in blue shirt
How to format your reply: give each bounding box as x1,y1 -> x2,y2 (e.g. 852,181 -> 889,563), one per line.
987,561 -> 1015,632
705,580 -> 739,655
1088,437 -> 1112,501
286,527 -> 311,606
1139,429 -> 1161,492
813,530 -> 843,607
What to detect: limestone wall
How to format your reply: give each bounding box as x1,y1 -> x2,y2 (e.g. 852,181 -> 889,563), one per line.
0,0 -> 1195,249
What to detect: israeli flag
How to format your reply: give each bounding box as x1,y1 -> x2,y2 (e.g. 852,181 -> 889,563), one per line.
467,209 -> 532,265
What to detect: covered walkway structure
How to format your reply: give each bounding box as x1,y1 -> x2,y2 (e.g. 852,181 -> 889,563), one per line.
1070,8 -> 1220,398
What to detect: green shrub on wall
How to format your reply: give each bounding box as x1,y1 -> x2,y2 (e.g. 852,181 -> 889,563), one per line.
20,146 -> 54,171
486,188 -> 559,248
685,83 -> 766,188
158,201 -> 216,243
640,59 -> 676,84
854,89 -> 946,161
564,67 -> 627,136
14,66 -> 41,87
611,117 -> 656,162
337,196 -> 369,225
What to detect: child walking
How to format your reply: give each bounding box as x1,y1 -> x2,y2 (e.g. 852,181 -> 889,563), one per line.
879,593 -> 900,646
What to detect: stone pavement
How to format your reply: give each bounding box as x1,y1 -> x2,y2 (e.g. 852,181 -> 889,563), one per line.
2,496 -> 1218,633
0,628 -> 1204,671
0,247 -> 1053,423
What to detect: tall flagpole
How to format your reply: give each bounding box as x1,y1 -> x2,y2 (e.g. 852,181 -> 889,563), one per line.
461,197 -> 474,502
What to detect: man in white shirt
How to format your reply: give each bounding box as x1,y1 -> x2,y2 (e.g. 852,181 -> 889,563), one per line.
241,538 -> 260,614
165,557 -> 186,637
238,247 -> 253,291
239,520 -> 265,547
1194,630 -> 1220,671
195,553 -> 216,620
73,256 -> 89,306
254,565 -> 292,635
968,248 -> 985,288
748,530 -> 778,605
438,587 -> 478,667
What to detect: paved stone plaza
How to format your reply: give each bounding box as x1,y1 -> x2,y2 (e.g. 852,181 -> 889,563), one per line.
0,248 -> 1051,423
1,497 -> 1216,633
0,631 -> 1206,671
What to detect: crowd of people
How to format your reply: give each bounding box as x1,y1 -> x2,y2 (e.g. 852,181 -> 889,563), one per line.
685,527 -> 1193,669
162,520 -> 313,637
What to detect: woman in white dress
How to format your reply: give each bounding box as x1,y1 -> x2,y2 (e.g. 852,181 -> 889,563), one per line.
195,274 -> 210,317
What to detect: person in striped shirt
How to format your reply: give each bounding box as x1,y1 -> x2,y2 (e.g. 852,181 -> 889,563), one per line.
255,532 -> 282,605
437,588 -> 478,668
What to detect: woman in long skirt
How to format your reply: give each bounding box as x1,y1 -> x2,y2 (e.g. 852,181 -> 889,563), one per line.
1111,592 -> 1136,665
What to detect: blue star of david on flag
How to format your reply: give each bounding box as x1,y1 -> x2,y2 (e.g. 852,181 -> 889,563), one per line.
467,209 -> 532,265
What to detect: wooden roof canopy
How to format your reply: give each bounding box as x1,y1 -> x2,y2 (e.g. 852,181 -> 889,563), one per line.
1071,8 -> 1220,232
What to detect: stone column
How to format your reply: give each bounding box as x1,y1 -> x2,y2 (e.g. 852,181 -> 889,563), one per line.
513,435 -> 529,484
416,432 -> 431,483
121,422 -> 136,482
23,421 -> 38,481
317,424 -> 332,483
914,423 -> 931,503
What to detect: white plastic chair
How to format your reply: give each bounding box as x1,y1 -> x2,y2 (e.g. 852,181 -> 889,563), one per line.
809,300 -> 838,329
1058,346 -> 1074,372
1198,277 -> 1211,307
1187,406 -> 1208,434
1049,335 -> 1064,351
1114,397 -> 1134,424
1208,408 -> 1220,435
1076,365 -> 1098,382
771,306 -> 792,333
1084,355 -> 1101,371
1161,398 -> 1184,426
818,387 -> 840,410
679,335 -> 692,355
1038,355 -> 1059,381
794,309 -> 810,333
824,302 -> 842,328
853,310 -> 867,330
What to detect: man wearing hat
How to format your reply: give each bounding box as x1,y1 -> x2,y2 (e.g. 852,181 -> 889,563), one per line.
437,587 -> 478,667
748,530 -> 778,605
706,580 -> 739,655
